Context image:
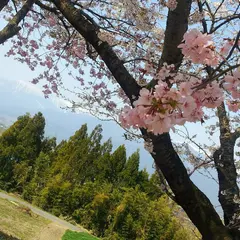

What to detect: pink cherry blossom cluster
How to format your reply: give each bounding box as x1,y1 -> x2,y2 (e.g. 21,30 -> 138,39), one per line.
220,39 -> 235,56
224,70 -> 240,112
2,0 -> 239,125
178,29 -> 219,66
224,70 -> 240,99
119,76 -> 224,135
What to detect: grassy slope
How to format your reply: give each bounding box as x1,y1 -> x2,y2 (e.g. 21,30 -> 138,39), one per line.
0,194 -> 99,240
0,198 -> 50,240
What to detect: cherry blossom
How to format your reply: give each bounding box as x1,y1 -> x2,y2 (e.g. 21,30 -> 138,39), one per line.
224,70 -> 240,99
1,1 -> 239,135
120,64 -> 227,135
178,29 -> 219,66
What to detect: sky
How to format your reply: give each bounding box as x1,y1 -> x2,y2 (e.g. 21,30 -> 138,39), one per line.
0,23 -> 223,214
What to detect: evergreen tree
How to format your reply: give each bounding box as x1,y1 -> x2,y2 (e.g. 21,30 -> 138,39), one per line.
50,124 -> 89,183
121,150 -> 140,187
41,137 -> 57,154
95,138 -> 113,183
107,145 -> 127,184
12,161 -> 32,192
0,112 -> 45,189
0,115 -> 198,240
24,152 -> 53,200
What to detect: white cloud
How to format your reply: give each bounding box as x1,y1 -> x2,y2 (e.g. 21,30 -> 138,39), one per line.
50,97 -> 72,110
12,79 -> 43,97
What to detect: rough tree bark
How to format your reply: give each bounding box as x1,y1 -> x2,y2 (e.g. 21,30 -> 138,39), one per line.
213,103 -> 240,228
0,0 -> 9,12
0,0 -> 36,45
52,0 -> 240,239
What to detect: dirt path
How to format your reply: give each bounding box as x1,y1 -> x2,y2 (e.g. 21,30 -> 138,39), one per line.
37,223 -> 67,240
0,192 -> 84,233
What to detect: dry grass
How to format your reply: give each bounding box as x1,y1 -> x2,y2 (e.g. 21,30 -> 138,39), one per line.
0,198 -> 50,240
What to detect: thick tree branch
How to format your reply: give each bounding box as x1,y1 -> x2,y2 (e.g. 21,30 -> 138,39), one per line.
232,127 -> 240,142
0,0 -> 35,45
143,130 -> 232,240
0,0 -> 9,12
35,0 -> 58,13
158,0 -> 192,69
145,0 -> 193,88
197,0 -> 208,33
52,0 -> 141,104
52,0 -> 237,238
214,103 -> 240,227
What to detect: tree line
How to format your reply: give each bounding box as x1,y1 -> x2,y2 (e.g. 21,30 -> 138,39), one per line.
0,112 -> 197,239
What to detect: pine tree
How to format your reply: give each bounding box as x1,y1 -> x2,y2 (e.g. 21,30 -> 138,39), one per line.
108,145 -> 127,183
95,139 -> 112,182
50,124 -> 89,183
0,116 -> 197,240
121,150 -> 140,187
17,112 -> 45,162
0,112 -> 45,189
41,137 -> 57,154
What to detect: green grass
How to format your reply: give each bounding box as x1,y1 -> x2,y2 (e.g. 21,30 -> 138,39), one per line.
62,230 -> 99,240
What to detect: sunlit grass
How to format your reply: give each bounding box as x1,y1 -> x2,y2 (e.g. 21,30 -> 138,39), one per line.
62,230 -> 99,240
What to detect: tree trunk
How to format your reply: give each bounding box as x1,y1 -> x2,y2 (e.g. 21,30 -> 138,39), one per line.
52,0 -> 240,238
213,103 -> 240,228
0,0 -> 36,45
142,130 -> 234,240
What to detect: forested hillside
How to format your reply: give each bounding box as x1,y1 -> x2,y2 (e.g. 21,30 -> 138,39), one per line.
0,113 -> 198,239
0,123 -> 6,135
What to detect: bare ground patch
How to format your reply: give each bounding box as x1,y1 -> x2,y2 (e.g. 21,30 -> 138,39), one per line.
37,223 -> 67,240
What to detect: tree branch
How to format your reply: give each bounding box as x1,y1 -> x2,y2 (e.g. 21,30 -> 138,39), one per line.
143,130 -> 231,239
158,0 -> 192,69
197,0 -> 208,33
214,103 -> 240,227
0,0 -> 35,45
52,0 -> 235,238
0,0 -> 9,12
188,159 -> 213,177
213,31 -> 240,76
52,0 -> 141,104
232,127 -> 240,142
210,14 -> 240,33
35,0 -> 57,13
